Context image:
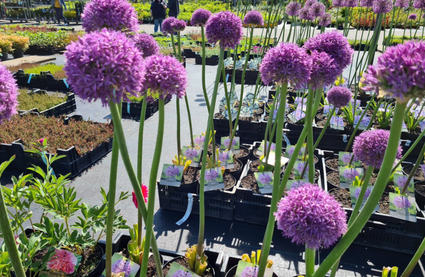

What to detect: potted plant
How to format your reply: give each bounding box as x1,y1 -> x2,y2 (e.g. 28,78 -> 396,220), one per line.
7,35 -> 29,58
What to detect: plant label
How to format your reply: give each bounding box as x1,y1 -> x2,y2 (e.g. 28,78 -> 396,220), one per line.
285,145 -> 306,160
288,109 -> 305,123
293,161 -> 311,179
101,253 -> 140,277
393,173 -> 414,197
160,164 -> 184,187
221,136 -> 240,154
257,140 -> 276,157
42,249 -> 82,275
165,262 -> 200,277
255,171 -> 274,194
182,146 -> 202,167
330,116 -> 344,130
338,151 -> 361,167
204,167 -> 224,192
287,179 -> 308,190
349,185 -> 378,211
339,166 -> 363,189
193,135 -> 206,148
389,193 -> 416,222
218,150 -> 234,169
235,261 -> 273,277
354,115 -> 371,130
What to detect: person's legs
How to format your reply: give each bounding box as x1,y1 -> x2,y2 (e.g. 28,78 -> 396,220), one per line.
154,18 -> 159,33
158,18 -> 164,32
54,7 -> 61,24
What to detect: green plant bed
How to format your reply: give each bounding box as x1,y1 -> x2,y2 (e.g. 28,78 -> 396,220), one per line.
17,89 -> 76,117
8,63 -> 66,80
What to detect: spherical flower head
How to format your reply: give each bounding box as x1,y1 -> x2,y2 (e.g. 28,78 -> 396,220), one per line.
310,2 -> 326,18
303,31 -> 353,75
0,64 -> 18,124
64,29 -> 144,107
162,17 -> 177,35
360,0 -> 374,7
241,266 -> 258,277
132,33 -> 160,58
166,166 -> 180,177
286,2 -> 302,16
318,13 -> 332,26
344,0 -> 358,7
409,13 -> 417,20
173,19 -> 187,32
395,0 -> 410,7
413,0 -> 425,9
260,42 -> 312,87
354,187 -> 372,200
327,86 -> 352,108
353,129 -> 402,169
81,0 -> 138,33
142,55 -> 187,101
172,269 -> 193,277
333,0 -> 346,8
191,9 -> 212,26
299,7 -> 313,20
132,184 -> 148,208
308,50 -> 340,89
304,0 -> 317,8
275,184 -> 347,249
46,249 -> 78,274
243,10 -> 264,27
205,169 -> 219,182
362,40 -> 425,102
393,195 -> 412,209
258,173 -> 272,184
344,168 -> 359,180
373,0 -> 393,13
111,258 -> 131,276
205,11 -> 243,49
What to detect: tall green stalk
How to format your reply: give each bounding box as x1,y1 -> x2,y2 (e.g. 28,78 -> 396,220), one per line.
368,13 -> 384,66
306,86 -> 315,183
305,247 -> 316,277
392,128 -> 425,172
313,101 -> 407,277
200,26 -> 210,112
137,99 -> 148,247
401,234 -> 425,277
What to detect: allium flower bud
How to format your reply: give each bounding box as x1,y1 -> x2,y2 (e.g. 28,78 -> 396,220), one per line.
373,0 -> 393,13
191,9 -> 211,26
299,7 -> 313,20
205,11 -> 243,49
243,10 -> 264,27
310,2 -> 326,18
344,0 -> 358,7
333,0 -> 346,8
360,0 -> 374,7
304,0 -> 317,8
64,29 -> 144,107
162,17 -> 177,35
353,129 -> 402,169
318,13 -> 332,26
173,19 -> 186,32
132,33 -> 160,58
408,13 -> 417,20
286,2 -> 302,16
308,50 -> 340,89
413,0 -> 425,9
327,86 -> 352,108
275,184 -> 347,249
0,64 -> 18,124
395,0 -> 409,8
81,0 -> 139,33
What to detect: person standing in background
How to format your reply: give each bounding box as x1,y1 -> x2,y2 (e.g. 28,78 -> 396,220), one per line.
167,0 -> 179,18
151,0 -> 167,33
50,0 -> 67,25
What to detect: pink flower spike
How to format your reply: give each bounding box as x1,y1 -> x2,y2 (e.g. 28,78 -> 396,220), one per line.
132,184 -> 149,208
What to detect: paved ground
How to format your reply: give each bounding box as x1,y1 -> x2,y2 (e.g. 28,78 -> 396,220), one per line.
1,21 -> 424,276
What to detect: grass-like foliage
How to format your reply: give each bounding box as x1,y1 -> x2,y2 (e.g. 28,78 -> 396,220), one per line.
17,89 -> 67,112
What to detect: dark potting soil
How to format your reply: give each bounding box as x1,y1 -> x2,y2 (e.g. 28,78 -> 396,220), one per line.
207,143 -> 221,155
325,158 -> 338,171
234,147 -> 249,160
330,188 -> 390,214
214,112 -> 226,120
415,182 -> 425,196
225,159 -> 241,175
327,171 -> 340,187
223,173 -> 236,190
240,114 -> 262,122
241,173 -> 261,193
404,166 -> 425,181
162,256 -> 213,277
183,167 -> 200,185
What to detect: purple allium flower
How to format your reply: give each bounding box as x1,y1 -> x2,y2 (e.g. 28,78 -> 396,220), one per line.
111,259 -> 131,277
303,31 -> 353,76
309,50 -> 340,89
219,151 -> 229,162
397,175 -> 409,189
304,0 -> 318,8
205,11 -> 243,49
360,0 -> 374,7
260,42 -> 312,87
241,266 -> 258,277
354,187 -> 372,200
362,40 -> 425,102
81,0 -> 139,33
0,65 -> 18,124
172,269 -> 193,277
64,29 -> 144,107
373,0 -> 393,13
413,0 -> 425,9
205,169 -> 219,182
318,13 -> 332,26
141,55 -> 187,101
162,17 -> 177,35
344,168 -> 360,180
344,0 -> 358,7
166,166 -> 180,177
393,195 -> 412,209
310,2 -> 326,18
185,148 -> 198,159
299,7 -> 313,20
243,10 -> 264,27
191,9 -> 212,26
353,129 -> 402,169
275,184 -> 347,249
395,0 -> 410,7
409,13 -> 418,20
258,173 -> 272,185
132,33 -> 160,58
327,86 -> 352,108
286,2 -> 302,16
333,0 -> 346,8
173,19 -> 187,32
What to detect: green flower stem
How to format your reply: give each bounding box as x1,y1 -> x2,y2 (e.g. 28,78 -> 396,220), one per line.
287,16 -> 294,42
343,8 -> 353,37
170,34 -> 177,59
0,158 -> 26,277
141,99 -> 165,277
305,247 -> 316,277
177,32 -> 182,63
184,95 -> 195,148
222,65 -> 233,141
230,27 -> 255,145
137,100 -> 148,247
384,6 -> 398,50
401,233 -> 425,277
392,128 -> 425,172
366,96 -> 384,131
330,165 -> 374,277
258,82 -> 288,277
401,141 -> 425,195
313,101 -> 407,277
106,103 -> 121,277
264,90 -> 279,166
176,98 -> 181,159
368,13 -> 383,66
306,86 -> 315,183
196,48 -> 225,261
413,10 -> 423,38
200,26 -> 210,112
108,101 -> 163,277
313,106 -> 336,150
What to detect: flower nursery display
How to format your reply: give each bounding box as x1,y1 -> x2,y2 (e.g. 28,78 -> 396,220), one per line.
3,0 -> 425,277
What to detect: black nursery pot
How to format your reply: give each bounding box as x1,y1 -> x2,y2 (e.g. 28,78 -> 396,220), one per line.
415,181 -> 425,211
